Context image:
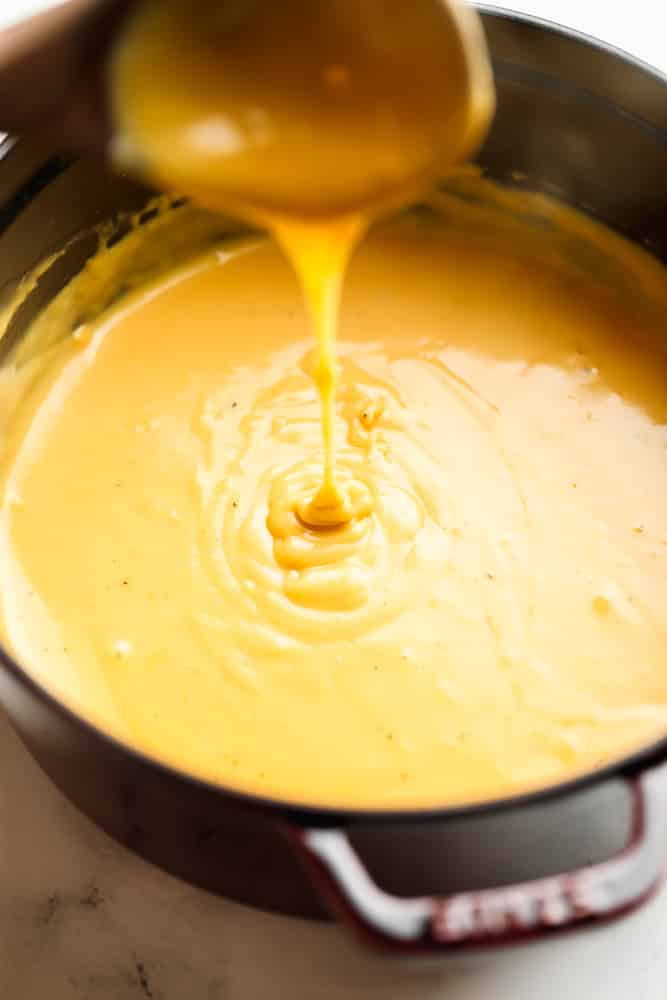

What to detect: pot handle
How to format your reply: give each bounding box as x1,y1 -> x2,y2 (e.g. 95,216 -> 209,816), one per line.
288,760 -> 667,953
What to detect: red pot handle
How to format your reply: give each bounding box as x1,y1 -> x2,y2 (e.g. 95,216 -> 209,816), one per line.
289,760 -> 667,953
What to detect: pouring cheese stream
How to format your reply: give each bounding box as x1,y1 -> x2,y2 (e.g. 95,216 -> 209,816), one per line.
110,0 -> 494,524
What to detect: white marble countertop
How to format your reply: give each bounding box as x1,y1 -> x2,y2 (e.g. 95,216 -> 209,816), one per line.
1,2 -> 667,998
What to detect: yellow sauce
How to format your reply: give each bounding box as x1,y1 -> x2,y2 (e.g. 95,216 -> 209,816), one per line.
1,180 -> 666,808
269,215 -> 364,526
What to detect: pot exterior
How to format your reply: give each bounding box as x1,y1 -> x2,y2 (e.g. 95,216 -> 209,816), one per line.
0,654 -> 329,919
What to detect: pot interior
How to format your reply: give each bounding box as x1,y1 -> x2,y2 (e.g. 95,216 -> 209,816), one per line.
0,11 -> 666,822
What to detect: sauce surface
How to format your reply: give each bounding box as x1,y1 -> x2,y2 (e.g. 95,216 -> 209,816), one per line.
1,185 -> 666,808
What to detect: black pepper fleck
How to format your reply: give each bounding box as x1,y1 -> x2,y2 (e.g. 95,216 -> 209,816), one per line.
135,960 -> 153,999
35,893 -> 60,927
79,886 -> 104,909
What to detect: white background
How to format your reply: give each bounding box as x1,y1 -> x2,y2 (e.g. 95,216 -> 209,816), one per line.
0,2 -> 666,999
1,0 -> 666,71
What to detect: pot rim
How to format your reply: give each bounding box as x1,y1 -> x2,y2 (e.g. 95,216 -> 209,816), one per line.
478,2 -> 667,90
1,5 -> 667,826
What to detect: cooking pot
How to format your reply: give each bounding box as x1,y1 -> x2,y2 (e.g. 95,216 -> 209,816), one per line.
0,6 -> 666,956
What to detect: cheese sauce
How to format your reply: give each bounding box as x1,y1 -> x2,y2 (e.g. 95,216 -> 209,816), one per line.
1,180 -> 666,808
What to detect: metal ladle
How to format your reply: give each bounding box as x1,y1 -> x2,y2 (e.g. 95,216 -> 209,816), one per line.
0,0 -> 494,219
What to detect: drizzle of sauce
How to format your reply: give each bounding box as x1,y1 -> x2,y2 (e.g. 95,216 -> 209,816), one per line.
269,215 -> 365,525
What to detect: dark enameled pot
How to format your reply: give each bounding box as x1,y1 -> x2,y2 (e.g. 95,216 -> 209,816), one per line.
0,7 -> 666,955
